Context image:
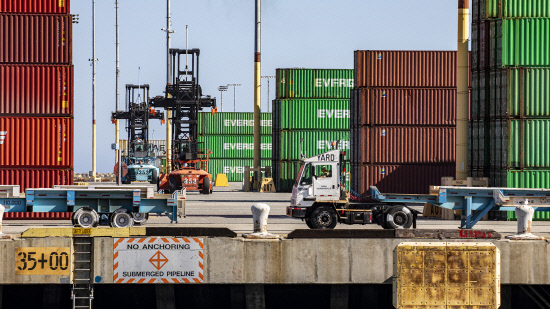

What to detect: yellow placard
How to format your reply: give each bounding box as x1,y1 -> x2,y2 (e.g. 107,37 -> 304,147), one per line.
15,247 -> 71,275
73,228 -> 91,235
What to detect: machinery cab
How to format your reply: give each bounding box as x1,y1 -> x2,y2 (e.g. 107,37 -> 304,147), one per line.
122,142 -> 160,184
291,149 -> 343,207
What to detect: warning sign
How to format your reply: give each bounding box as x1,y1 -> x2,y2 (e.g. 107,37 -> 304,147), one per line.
113,237 -> 204,283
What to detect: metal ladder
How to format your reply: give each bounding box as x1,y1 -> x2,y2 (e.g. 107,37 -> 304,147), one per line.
72,237 -> 94,309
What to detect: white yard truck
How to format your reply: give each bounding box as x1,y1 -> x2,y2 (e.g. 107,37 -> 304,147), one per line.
286,148 -> 417,229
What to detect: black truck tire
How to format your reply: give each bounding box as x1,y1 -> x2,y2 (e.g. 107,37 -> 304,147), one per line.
309,206 -> 337,229
305,218 -> 314,229
202,177 -> 211,194
151,170 -> 158,184
385,205 -> 413,229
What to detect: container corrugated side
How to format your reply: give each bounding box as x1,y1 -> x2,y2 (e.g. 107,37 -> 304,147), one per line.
356,88 -> 457,126
498,68 -> 550,118
508,119 -> 550,168
0,14 -> 72,64
506,169 -> 550,188
482,0 -> 550,18
506,211 -> 550,221
354,50 -> 471,88
0,65 -> 73,115
0,168 -> 73,191
354,164 -> 455,195
0,0 -> 70,14
208,159 -> 270,182
489,119 -> 507,170
276,69 -> 353,99
198,112 -> 272,135
358,126 -> 456,164
496,18 -> 550,67
198,135 -> 272,159
273,99 -> 350,130
0,117 -> 73,167
276,130 -> 350,161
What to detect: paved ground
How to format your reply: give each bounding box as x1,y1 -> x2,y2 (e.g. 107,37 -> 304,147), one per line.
3,183 -> 550,237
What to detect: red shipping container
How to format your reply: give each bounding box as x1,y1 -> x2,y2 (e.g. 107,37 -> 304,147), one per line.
354,164 -> 455,195
0,65 -> 73,115
3,212 -> 72,220
352,88 -> 457,126
0,117 -> 73,167
357,126 -> 455,164
0,0 -> 70,14
0,168 -> 73,191
354,50 -> 471,88
0,14 -> 72,64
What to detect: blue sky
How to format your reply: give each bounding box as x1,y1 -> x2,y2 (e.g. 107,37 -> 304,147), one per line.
72,0 -> 466,173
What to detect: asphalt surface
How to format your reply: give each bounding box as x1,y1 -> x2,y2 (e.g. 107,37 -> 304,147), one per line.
3,183 -> 550,237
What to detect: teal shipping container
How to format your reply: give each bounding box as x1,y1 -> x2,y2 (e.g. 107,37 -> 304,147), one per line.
272,99 -> 350,131
198,112 -> 272,135
209,159 -> 271,182
198,135 -> 272,159
276,69 -> 353,99
275,130 -> 350,161
489,18 -> 550,68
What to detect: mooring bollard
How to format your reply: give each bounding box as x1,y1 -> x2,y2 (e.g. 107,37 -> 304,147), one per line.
243,203 -> 279,239
506,199 -> 544,240
0,203 -> 13,239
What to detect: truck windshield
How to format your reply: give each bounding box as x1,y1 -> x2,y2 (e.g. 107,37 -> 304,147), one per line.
299,163 -> 314,186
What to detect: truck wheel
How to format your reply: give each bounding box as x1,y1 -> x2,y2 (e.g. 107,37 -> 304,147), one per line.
123,176 -> 131,184
168,178 -> 176,194
309,206 -> 337,229
202,177 -> 211,194
151,170 -> 158,184
385,206 -> 413,229
305,218 -> 314,229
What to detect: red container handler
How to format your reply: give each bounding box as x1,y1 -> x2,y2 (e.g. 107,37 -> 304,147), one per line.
357,126 -> 456,164
0,14 -> 72,64
353,164 -> 455,195
354,50 -> 471,88
0,117 -> 74,167
0,65 -> 74,115
0,168 -> 73,191
0,0 -> 70,14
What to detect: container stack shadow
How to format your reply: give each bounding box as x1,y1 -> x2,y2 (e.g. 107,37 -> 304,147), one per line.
0,1 -> 74,193
351,51 -> 472,195
471,0 -> 550,220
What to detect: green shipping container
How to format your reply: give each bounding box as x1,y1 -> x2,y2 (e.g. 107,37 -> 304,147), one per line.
276,69 -> 353,99
198,112 -> 272,135
492,68 -> 550,118
491,18 -> 550,67
275,130 -> 350,161
508,119 -> 550,168
506,210 -> 550,221
273,99 -> 350,131
481,0 -> 550,18
198,135 -> 272,159
209,159 -> 271,182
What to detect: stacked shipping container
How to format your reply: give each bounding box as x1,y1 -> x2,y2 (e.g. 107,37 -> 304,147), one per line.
272,69 -> 353,192
0,1 -> 74,193
351,51 -> 470,195
472,0 -> 550,219
198,112 -> 272,182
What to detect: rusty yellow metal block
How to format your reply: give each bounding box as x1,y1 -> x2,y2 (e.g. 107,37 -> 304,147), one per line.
393,242 -> 500,309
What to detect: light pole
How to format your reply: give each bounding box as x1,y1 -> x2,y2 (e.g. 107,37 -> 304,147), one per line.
161,0 -> 175,173
218,86 -> 228,112
227,84 -> 242,112
89,0 -> 99,178
262,76 -> 275,113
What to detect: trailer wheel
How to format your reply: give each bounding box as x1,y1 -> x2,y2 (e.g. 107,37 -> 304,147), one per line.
110,209 -> 134,228
133,213 -> 149,225
73,208 -> 99,228
168,178 -> 176,194
309,206 -> 337,229
385,206 -> 413,229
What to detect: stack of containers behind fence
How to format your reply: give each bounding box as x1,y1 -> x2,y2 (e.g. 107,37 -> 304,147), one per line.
272,69 -> 353,192
472,0 -> 550,220
0,1 -> 74,194
198,112 -> 272,182
351,51 -> 472,195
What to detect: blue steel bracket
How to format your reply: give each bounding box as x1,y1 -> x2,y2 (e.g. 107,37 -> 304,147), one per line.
132,190 -> 141,213
460,198 -> 497,229
66,191 -> 75,211
26,190 -> 34,212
